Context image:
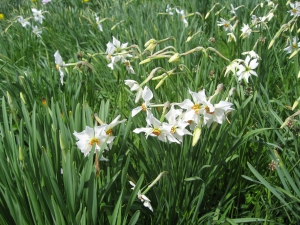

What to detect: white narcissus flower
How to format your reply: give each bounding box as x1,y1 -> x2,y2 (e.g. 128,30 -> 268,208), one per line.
106,36 -> 132,70
217,18 -> 233,32
132,86 -> 153,117
32,25 -> 42,38
236,56 -> 259,83
175,8 -> 188,27
31,8 -> 44,24
166,4 -> 174,15
283,37 -> 300,54
198,98 -> 234,127
288,2 -> 300,17
18,16 -> 30,28
54,50 -> 65,85
95,14 -> 103,32
133,112 -> 179,143
129,181 -> 153,212
124,60 -> 135,74
240,24 -> 252,38
124,80 -> 143,103
176,89 -> 207,125
165,105 -> 192,142
73,126 -> 115,160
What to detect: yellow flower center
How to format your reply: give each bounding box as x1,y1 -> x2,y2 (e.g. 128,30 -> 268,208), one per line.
224,23 -> 229,28
152,128 -> 161,136
142,102 -> 147,111
170,126 -> 177,134
192,104 -> 201,114
0,14 -> 4,20
292,9 -> 297,13
56,64 -> 60,70
293,43 -> 297,49
90,137 -> 100,146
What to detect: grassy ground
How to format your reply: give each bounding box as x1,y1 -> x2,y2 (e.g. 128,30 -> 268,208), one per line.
0,0 -> 300,224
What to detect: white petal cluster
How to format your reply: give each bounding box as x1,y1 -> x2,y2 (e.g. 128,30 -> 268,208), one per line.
73,115 -> 125,159
225,52 -> 260,83
105,36 -> 134,74
128,85 -> 233,144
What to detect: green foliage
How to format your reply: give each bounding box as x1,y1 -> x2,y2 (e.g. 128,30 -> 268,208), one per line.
0,0 -> 300,224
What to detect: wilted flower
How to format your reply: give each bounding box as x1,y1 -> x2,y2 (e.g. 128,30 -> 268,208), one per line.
129,181 -> 153,212
18,16 -> 30,28
242,50 -> 261,60
227,33 -> 236,42
32,25 -> 42,38
124,80 -> 143,103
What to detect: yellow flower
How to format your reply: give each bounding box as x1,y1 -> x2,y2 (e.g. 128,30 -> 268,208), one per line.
0,14 -> 4,20
83,0 -> 89,2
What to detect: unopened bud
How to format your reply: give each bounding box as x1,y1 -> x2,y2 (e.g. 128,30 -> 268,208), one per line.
139,58 -> 152,65
168,53 -> 180,63
20,92 -> 26,104
292,101 -> 299,110
192,127 -> 201,146
289,50 -> 299,59
268,39 -> 275,49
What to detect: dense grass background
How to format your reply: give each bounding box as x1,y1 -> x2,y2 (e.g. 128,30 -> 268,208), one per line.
0,0 -> 300,224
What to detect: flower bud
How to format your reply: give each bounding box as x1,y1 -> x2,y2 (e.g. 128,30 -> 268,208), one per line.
168,53 -> 180,63
139,58 -> 152,65
192,127 -> 201,146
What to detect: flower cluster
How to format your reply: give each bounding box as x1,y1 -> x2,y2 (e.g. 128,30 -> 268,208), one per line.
17,8 -> 48,38
225,51 -> 260,83
73,115 -> 126,160
106,36 -> 135,74
215,2 -> 276,41
165,4 -> 188,27
127,84 -> 233,144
